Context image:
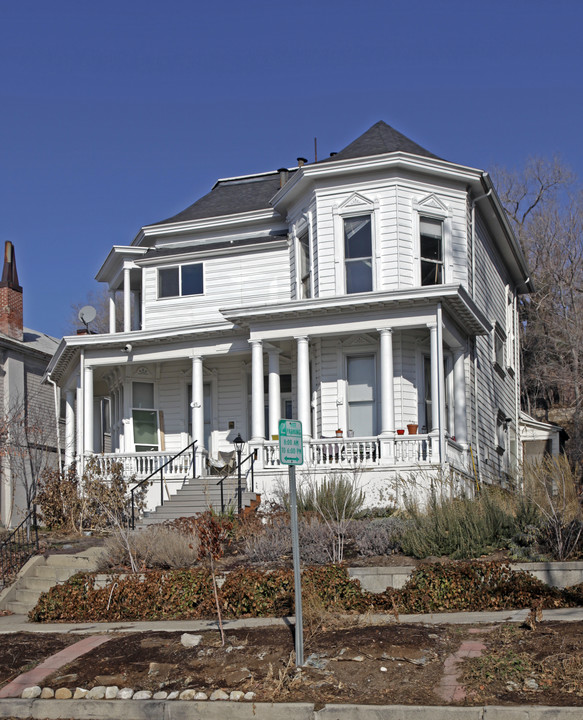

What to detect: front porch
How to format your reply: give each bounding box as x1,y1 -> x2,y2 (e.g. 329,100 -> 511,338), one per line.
85,432 -> 470,513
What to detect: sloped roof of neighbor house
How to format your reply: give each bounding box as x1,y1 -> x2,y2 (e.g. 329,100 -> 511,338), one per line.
150,121 -> 440,227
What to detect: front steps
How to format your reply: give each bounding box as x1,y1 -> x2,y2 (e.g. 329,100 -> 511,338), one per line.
0,546 -> 104,615
139,474 -> 259,526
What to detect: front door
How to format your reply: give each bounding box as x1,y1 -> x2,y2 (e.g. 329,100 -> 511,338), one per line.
347,355 -> 376,437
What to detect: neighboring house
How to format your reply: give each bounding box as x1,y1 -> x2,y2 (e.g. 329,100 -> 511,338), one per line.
520,412 -> 564,463
45,121 -> 544,511
0,242 -> 60,527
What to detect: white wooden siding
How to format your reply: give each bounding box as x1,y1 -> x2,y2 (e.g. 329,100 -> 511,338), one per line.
313,176 -> 469,298
142,245 -> 291,331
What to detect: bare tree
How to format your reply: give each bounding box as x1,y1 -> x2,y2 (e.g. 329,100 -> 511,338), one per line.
68,286 -> 124,334
492,158 -> 583,463
0,394 -> 58,525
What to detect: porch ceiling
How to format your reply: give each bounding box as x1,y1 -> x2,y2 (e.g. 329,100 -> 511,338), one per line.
221,285 -> 491,338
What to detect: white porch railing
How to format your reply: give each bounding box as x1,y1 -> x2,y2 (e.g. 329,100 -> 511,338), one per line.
260,437 -> 380,469
394,434 -> 433,463
86,450 -> 196,480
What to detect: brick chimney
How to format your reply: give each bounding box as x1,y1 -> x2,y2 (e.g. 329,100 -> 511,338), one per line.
0,241 -> 23,341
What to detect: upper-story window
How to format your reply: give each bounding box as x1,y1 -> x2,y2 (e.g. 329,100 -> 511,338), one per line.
158,263 -> 204,298
344,215 -> 373,294
298,229 -> 311,299
420,217 -> 443,286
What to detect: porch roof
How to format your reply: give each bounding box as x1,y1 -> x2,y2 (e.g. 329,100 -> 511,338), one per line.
221,285 -> 491,338
44,320 -> 240,385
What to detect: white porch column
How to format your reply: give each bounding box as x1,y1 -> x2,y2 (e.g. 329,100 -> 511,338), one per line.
296,335 -> 311,438
378,328 -> 395,435
109,290 -> 116,334
64,388 -> 76,467
250,340 -> 265,441
429,322 -> 441,460
123,265 -> 131,333
453,347 -> 468,445
132,292 -> 140,331
268,347 -> 281,440
83,364 -> 94,454
191,355 -> 204,450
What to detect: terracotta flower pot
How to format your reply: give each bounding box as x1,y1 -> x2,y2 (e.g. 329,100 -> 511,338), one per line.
396,429 -> 405,435
407,424 -> 418,435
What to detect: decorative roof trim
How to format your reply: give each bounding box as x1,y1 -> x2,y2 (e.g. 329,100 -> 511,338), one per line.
134,208 -> 282,245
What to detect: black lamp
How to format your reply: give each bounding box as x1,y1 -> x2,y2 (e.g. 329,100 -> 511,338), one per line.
233,433 -> 244,513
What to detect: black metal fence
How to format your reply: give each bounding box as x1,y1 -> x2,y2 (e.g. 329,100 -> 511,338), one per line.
0,508 -> 39,590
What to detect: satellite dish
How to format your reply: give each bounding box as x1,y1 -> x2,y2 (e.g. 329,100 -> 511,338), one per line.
78,305 -> 97,330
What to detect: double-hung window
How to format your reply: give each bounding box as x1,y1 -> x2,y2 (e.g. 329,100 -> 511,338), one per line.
420,217 -> 444,286
158,263 -> 204,298
344,215 -> 373,294
298,230 -> 311,299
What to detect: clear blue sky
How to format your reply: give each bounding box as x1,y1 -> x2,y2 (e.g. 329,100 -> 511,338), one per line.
1,0 -> 582,338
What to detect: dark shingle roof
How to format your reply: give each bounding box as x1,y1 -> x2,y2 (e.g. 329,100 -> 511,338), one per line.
150,122 -> 440,228
319,120 -> 440,163
153,171 -> 297,227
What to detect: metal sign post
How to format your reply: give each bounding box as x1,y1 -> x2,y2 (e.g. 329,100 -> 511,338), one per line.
278,419 -> 304,667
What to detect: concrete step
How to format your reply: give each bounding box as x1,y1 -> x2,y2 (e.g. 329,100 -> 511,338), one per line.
18,576 -> 58,591
45,555 -> 99,568
5,600 -> 29,615
0,546 -> 104,614
11,587 -> 43,607
33,566 -> 71,582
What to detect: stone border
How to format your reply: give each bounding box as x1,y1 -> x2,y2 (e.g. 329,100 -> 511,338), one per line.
1,699 -> 583,719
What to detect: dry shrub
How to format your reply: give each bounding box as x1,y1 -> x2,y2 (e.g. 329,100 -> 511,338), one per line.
351,516 -> 408,556
100,525 -> 200,570
523,455 -> 583,560
243,516 -> 334,565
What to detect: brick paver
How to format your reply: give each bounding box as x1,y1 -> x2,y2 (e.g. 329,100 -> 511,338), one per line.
0,635 -> 110,698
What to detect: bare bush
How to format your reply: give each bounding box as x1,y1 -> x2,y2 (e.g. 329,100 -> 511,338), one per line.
523,455 -> 583,560
99,525 -> 200,570
297,473 -> 364,563
351,517 -> 408,557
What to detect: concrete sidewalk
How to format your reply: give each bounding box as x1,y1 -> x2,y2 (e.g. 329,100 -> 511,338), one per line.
2,606 -> 583,634
0,699 -> 581,719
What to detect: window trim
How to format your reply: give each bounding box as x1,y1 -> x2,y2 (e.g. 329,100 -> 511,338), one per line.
493,322 -> 506,374
295,223 -> 312,300
342,214 -> 375,295
419,216 -> 444,287
333,194 -> 378,296
158,262 -> 204,299
413,198 -> 451,288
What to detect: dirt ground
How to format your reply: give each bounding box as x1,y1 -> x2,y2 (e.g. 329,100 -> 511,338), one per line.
3,621 -> 583,706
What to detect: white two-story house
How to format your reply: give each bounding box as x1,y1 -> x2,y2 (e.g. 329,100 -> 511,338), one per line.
45,121 -> 535,515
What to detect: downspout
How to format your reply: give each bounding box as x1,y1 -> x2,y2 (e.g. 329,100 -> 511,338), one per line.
79,348 -> 85,473
46,373 -> 62,472
470,189 -> 492,487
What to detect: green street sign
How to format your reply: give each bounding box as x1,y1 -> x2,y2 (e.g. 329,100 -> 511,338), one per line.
278,419 -> 303,465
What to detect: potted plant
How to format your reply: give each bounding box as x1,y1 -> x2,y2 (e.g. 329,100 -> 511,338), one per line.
407,423 -> 418,435
335,428 -> 343,438
396,429 -> 405,435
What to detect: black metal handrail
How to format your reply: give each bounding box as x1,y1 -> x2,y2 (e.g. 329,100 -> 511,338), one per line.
216,450 -> 256,514
0,508 -> 39,589
130,441 -> 197,529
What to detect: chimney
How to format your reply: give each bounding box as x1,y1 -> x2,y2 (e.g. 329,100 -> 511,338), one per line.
297,157 -> 307,168
278,168 -> 289,188
0,241 -> 23,341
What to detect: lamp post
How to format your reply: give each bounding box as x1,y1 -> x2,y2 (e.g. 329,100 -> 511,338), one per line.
233,433 -> 244,513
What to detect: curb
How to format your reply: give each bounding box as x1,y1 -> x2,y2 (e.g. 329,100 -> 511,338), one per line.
1,699 -> 583,719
